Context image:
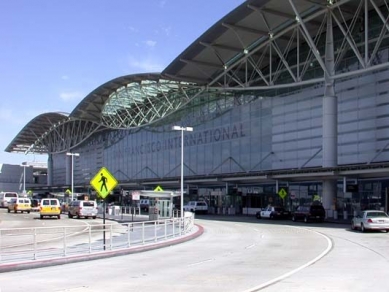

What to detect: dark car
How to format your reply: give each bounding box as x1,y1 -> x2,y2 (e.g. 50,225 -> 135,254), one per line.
292,205 -> 325,223
31,199 -> 41,211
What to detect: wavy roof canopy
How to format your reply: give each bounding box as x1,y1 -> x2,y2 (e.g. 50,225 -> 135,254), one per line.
6,0 -> 389,155
5,112 -> 69,154
6,74 -> 202,154
70,73 -> 201,129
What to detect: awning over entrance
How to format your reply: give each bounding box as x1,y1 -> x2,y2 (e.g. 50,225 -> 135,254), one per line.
140,190 -> 181,199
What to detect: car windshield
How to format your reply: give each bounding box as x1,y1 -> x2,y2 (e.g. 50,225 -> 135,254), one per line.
366,212 -> 388,218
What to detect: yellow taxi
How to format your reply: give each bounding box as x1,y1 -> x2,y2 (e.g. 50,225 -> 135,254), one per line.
39,198 -> 61,219
7,198 -> 32,213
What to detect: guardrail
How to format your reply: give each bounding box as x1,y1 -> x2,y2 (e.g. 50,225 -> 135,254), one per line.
0,213 -> 195,265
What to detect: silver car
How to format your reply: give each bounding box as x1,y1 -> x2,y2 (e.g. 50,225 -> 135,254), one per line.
351,210 -> 389,232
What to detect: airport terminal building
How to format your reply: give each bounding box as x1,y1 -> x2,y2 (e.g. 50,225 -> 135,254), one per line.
6,0 -> 389,217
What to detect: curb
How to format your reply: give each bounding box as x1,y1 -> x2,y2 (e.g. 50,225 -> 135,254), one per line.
0,224 -> 204,273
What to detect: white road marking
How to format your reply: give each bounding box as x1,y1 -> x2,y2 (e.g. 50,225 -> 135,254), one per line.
241,226 -> 332,292
187,258 -> 214,266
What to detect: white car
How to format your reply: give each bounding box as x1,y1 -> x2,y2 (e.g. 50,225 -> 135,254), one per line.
351,210 -> 389,232
183,201 -> 208,214
256,206 -> 291,219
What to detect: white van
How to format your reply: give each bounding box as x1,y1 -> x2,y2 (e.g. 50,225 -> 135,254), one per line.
68,200 -> 98,219
183,201 -> 208,214
0,192 -> 18,208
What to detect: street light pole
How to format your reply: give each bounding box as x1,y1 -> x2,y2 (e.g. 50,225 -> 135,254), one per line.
66,152 -> 80,201
21,163 -> 29,195
172,126 -> 193,219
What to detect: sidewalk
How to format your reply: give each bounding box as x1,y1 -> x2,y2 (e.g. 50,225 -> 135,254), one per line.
97,212 -> 150,223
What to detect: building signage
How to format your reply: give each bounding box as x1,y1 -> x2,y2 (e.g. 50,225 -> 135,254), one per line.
112,123 -> 245,157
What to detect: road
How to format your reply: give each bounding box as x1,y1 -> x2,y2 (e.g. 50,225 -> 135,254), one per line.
0,213 -> 388,291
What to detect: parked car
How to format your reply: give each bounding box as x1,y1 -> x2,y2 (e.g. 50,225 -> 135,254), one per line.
40,198 -> 61,219
68,200 -> 98,219
351,210 -> 389,232
256,206 -> 290,219
7,198 -> 31,213
292,204 -> 325,223
183,201 -> 208,214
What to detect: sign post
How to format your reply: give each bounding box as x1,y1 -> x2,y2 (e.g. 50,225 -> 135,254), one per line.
90,167 -> 118,250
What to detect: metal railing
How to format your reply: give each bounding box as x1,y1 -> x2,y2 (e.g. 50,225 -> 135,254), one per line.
0,213 -> 195,265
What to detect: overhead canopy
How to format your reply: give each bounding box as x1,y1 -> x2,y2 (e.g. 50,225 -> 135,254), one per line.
5,112 -> 69,154
70,73 -> 200,129
140,190 -> 181,199
163,0 -> 387,88
6,0 -> 389,159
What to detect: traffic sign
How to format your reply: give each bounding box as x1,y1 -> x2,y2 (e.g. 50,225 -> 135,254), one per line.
278,187 -> 288,199
290,191 -> 296,200
132,191 -> 140,200
313,194 -> 320,202
90,167 -> 118,199
154,185 -> 164,192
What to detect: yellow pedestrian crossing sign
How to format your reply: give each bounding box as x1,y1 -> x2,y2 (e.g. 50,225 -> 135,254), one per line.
90,167 -> 118,199
278,187 -> 288,199
154,185 -> 163,192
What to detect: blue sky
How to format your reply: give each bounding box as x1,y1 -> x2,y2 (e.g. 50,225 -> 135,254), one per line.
0,0 -> 244,165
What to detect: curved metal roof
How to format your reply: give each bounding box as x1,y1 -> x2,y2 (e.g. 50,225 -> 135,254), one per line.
162,0 -> 387,88
5,112 -> 69,154
70,73 -> 162,122
70,73 -> 201,129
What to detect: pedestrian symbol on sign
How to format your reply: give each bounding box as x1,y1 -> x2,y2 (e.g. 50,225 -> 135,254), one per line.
99,173 -> 108,192
278,187 -> 288,199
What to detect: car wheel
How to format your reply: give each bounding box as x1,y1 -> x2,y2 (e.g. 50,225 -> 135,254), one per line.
40,215 -> 43,219
361,224 -> 366,233
256,214 -> 261,219
304,216 -> 309,223
270,214 -> 274,219
93,216 -> 96,219
7,209 -> 10,213
58,215 -> 61,219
